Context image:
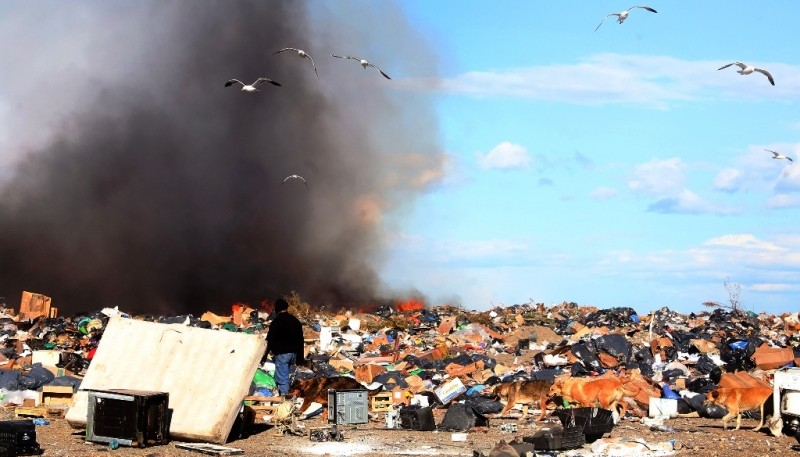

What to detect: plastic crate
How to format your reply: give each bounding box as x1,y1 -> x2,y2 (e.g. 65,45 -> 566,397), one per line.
398,405 -> 436,431
554,407 -> 614,443
0,420 -> 43,456
86,389 -> 171,448
523,423 -> 585,451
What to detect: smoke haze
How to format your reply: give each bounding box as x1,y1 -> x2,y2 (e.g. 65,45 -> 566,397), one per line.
0,1 -> 442,314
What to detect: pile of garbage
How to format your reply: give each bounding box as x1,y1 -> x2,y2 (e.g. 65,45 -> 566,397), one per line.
1,290 -> 799,452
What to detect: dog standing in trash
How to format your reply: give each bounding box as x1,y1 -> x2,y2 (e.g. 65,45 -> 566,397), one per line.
704,386 -> 773,431
288,376 -> 380,422
549,374 -> 634,419
492,380 -> 554,421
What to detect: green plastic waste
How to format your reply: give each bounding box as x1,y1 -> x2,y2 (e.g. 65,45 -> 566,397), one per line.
222,323 -> 239,332
253,369 -> 276,389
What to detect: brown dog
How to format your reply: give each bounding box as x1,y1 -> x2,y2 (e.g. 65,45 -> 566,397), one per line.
704,386 -> 773,431
288,376 -> 378,422
549,374 -> 634,418
493,380 -> 554,421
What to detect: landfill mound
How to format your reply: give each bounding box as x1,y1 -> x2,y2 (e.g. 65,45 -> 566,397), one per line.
1,294 -> 799,455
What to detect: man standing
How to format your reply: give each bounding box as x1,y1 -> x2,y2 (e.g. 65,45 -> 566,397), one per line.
265,298 -> 305,396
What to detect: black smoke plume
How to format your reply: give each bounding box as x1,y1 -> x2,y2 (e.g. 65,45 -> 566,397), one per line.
0,1 -> 441,314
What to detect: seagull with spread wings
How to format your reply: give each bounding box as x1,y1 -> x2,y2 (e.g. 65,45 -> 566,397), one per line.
282,174 -> 308,188
595,5 -> 658,31
766,149 -> 793,162
331,55 -> 391,79
224,78 -> 281,92
717,62 -> 775,86
274,47 -> 319,79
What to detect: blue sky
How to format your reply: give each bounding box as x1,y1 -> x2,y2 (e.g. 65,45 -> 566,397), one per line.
0,1 -> 798,316
376,1 -> 800,315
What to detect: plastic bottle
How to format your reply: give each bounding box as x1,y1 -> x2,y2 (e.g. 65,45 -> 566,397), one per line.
32,418 -> 49,426
109,439 -> 120,450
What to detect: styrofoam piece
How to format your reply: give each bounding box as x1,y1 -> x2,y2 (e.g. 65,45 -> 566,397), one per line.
65,316 -> 265,443
648,398 -> 678,419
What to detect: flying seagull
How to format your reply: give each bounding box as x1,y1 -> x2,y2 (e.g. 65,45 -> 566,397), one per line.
717,62 -> 775,86
766,149 -> 793,162
224,78 -> 282,92
595,5 -> 658,31
331,55 -> 391,79
282,174 -> 308,187
274,47 -> 319,79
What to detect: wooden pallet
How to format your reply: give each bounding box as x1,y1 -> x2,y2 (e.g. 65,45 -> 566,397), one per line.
371,393 -> 393,412
15,406 -> 66,419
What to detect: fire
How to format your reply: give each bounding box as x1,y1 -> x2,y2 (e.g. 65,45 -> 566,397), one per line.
396,298 -> 424,312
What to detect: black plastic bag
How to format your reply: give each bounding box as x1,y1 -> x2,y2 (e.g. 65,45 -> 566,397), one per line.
48,376 -> 82,391
571,362 -> 591,377
696,355 -> 718,374
570,341 -> 602,371
670,330 -> 698,353
0,369 -> 20,390
595,334 -> 632,363
529,369 -> 561,382
439,403 -> 489,431
686,377 -> 717,394
676,398 -> 693,414
465,396 -> 504,415
373,372 -> 409,388
18,363 -> 54,390
698,403 -> 728,419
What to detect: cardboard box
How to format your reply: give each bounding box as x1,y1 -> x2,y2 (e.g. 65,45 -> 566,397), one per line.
434,377 -> 466,405
718,371 -> 770,388
40,386 -> 74,407
18,291 -> 52,321
355,364 -> 386,384
752,344 -> 795,370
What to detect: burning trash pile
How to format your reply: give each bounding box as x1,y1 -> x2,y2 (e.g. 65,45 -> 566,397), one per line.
0,290 -> 798,455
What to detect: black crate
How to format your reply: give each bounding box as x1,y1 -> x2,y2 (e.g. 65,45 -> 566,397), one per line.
86,389 -> 171,448
398,405 -> 436,431
523,424 -> 585,451
523,414 -> 587,451
554,407 -> 614,442
0,420 -> 43,456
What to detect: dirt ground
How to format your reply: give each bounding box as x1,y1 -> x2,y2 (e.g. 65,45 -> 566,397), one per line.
24,410 -> 800,456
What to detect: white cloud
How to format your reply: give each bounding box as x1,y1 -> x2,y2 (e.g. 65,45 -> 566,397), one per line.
775,163 -> 800,193
647,189 -> 737,215
767,193 -> 800,209
703,234 -> 782,252
629,158 -> 686,195
477,142 -> 532,170
713,168 -> 743,193
750,283 -> 794,292
590,186 -> 618,200
400,53 -> 800,107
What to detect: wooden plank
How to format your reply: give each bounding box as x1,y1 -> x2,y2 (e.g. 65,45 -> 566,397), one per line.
175,443 -> 244,455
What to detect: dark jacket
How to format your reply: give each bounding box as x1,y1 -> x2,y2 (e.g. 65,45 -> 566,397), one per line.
266,311 -> 304,362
